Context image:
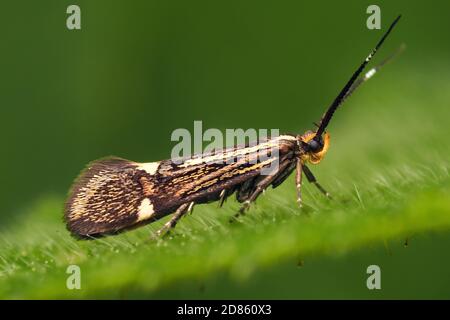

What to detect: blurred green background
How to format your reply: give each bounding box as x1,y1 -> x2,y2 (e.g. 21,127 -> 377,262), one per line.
1,0 -> 450,299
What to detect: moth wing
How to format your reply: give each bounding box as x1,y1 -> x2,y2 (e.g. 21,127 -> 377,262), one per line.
271,161 -> 296,189
64,157 -> 149,238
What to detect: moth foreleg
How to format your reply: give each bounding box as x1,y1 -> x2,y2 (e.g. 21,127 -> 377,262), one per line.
303,165 -> 331,198
296,158 -> 303,207
154,202 -> 193,238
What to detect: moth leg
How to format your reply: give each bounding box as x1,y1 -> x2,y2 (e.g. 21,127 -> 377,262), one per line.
236,177 -> 257,203
271,161 -> 296,188
218,189 -> 229,208
303,165 -> 331,198
154,202 -> 192,238
233,160 -> 292,219
235,175 -> 274,217
187,201 -> 195,215
296,158 -> 303,207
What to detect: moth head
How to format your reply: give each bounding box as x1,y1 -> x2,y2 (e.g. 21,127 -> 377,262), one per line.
299,131 -> 330,164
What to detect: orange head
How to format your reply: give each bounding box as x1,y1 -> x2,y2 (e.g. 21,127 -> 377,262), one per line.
298,131 -> 330,165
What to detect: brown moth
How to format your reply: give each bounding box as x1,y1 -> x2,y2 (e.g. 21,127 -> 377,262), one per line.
65,15 -> 401,238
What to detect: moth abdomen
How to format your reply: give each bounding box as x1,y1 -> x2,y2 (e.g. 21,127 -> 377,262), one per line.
64,157 -> 160,238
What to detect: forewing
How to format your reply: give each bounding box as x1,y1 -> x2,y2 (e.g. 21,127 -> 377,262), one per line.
64,136 -> 297,237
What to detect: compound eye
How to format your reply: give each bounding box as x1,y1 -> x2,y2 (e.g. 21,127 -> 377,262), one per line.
308,140 -> 322,152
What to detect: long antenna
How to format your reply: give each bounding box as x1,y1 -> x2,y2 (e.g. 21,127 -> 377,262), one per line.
342,43 -> 405,101
314,15 -> 401,140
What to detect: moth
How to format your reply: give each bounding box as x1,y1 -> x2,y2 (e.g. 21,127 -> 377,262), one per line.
65,15 -> 401,238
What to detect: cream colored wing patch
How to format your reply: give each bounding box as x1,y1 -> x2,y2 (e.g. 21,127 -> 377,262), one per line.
137,162 -> 160,175
136,198 -> 155,222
